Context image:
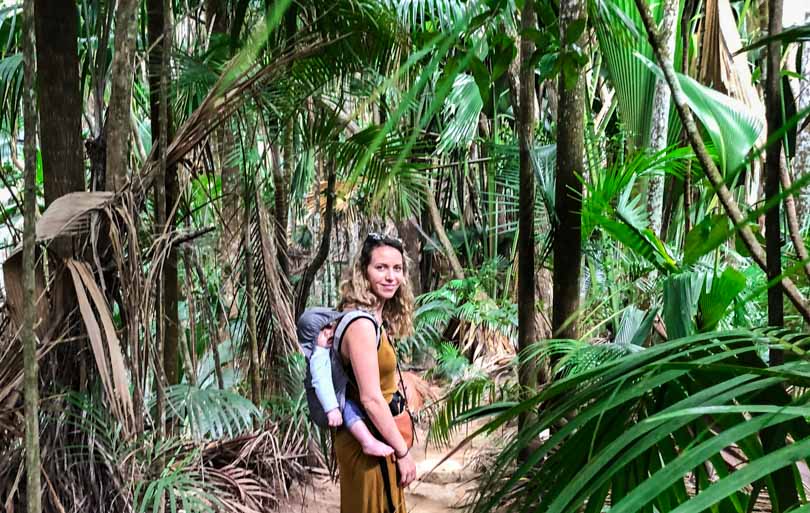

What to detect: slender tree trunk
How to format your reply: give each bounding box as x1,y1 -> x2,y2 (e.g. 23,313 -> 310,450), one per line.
244,210 -> 261,406
294,164 -> 337,319
147,0 -> 180,388
517,0 -> 538,432
633,0 -> 810,326
647,0 -> 679,238
794,21 -> 810,220
761,5 -> 798,505
765,0 -> 784,334
22,0 -> 41,509
147,0 -> 170,426
276,126 -> 292,276
105,0 -> 139,191
553,0 -> 587,342
425,184 -> 465,280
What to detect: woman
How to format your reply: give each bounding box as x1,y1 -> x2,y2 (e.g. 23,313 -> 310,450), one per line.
335,232 -> 417,513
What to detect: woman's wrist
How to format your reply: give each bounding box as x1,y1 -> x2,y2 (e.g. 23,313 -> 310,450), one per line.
395,447 -> 409,459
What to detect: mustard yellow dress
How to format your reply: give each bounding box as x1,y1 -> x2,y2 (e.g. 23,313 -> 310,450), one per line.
335,330 -> 407,513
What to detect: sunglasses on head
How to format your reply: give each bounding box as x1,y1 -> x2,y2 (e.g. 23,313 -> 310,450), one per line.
365,232 -> 403,246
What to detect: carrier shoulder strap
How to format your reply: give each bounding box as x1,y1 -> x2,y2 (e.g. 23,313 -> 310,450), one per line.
333,309 -> 380,355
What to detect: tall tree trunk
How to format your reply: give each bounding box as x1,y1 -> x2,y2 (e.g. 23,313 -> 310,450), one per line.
794,22 -> 810,220
762,2 -> 798,507
765,0 -> 784,335
244,206 -> 261,407
34,0 -> 84,209
150,0 -> 168,425
206,0 -> 244,349
22,0 -> 41,510
294,164 -> 337,319
105,0 -> 139,191
34,0 -> 84,321
104,0 -> 139,191
517,0 -> 538,432
553,0 -> 587,342
647,0 -> 679,238
147,0 -> 179,420
425,184 -> 465,280
276,123 -> 293,277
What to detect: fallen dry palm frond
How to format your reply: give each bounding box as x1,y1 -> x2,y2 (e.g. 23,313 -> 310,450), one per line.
35,191 -> 116,242
66,259 -> 135,435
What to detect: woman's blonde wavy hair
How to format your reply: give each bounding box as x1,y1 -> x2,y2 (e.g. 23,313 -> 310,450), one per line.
337,235 -> 414,339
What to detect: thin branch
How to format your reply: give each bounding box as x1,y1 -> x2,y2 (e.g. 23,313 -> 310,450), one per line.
780,155 -> 810,283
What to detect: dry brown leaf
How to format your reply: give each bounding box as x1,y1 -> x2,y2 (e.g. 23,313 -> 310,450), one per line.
72,260 -> 134,429
36,191 -> 114,241
67,260 -> 133,435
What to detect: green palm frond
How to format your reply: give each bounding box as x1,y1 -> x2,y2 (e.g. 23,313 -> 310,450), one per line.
614,305 -> 656,347
437,73 -> 483,154
381,0 -> 484,31
134,449 -> 219,513
583,147 -> 690,272
162,384 -> 261,440
592,0 -> 675,149
427,374 -> 505,447
674,69 -> 764,176
469,329 -> 810,513
434,341 -> 470,380
326,126 -> 430,218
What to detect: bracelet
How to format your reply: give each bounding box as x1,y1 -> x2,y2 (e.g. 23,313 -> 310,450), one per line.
395,447 -> 409,459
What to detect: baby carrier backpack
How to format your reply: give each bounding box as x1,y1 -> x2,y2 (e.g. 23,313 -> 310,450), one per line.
296,307 -> 380,428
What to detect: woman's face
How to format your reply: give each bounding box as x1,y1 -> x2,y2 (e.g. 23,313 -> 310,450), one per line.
365,245 -> 404,301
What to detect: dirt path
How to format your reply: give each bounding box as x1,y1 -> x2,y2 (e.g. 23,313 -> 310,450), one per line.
280,425 -> 484,513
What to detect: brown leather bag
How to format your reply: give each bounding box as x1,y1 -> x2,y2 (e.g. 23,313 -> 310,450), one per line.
393,408 -> 414,449
393,355 -> 415,449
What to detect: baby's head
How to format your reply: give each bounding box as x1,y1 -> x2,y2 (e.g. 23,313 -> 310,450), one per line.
316,321 -> 337,348
296,308 -> 343,355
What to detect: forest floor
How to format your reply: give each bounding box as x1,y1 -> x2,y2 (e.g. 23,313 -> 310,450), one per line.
279,416 -> 493,512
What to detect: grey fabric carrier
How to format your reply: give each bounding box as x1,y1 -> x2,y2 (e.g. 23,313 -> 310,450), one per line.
297,307 -> 380,428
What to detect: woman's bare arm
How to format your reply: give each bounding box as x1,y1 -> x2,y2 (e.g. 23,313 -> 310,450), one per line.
342,319 -> 409,456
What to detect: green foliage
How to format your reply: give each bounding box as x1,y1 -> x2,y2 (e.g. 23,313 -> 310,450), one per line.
466,329 -> 810,513
382,0 -> 484,32
433,341 -> 470,380
683,214 -> 732,265
133,447 -> 219,513
437,73 -> 483,154
427,374 -> 513,447
673,69 -> 764,176
162,384 -> 261,440
583,146 -> 690,273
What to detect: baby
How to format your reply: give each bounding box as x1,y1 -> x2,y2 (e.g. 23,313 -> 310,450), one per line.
309,320 -> 394,457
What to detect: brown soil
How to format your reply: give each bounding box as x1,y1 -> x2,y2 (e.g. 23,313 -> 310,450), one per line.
279,424 -> 487,513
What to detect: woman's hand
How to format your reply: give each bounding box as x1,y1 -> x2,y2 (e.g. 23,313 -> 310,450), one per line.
396,451 -> 417,487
